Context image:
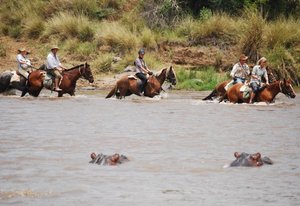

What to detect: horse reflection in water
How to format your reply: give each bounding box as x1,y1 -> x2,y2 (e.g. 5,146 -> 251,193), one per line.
225,79 -> 296,103
23,62 -> 94,97
106,66 -> 177,99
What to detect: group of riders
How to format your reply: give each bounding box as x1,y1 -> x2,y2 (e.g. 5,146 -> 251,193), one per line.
16,45 -> 66,92
17,45 -> 270,100
17,47 -> 153,95
229,54 -> 270,103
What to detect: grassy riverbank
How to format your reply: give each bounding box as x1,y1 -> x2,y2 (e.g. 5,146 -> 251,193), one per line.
0,0 -> 299,90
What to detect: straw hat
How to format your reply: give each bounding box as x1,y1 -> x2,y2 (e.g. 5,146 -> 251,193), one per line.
51,45 -> 59,50
18,48 -> 26,52
257,57 -> 267,65
239,54 -> 248,61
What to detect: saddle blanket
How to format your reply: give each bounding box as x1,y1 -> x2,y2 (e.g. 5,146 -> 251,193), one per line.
10,71 -> 20,83
240,85 -> 252,99
128,75 -> 137,80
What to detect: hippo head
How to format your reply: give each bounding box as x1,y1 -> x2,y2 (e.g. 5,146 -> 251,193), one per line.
230,152 -> 264,167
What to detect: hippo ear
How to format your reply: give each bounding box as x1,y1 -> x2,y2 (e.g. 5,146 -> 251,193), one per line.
234,152 -> 240,158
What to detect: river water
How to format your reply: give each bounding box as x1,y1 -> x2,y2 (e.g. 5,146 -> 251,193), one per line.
0,90 -> 299,206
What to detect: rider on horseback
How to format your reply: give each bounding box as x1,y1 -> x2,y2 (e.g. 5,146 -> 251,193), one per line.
230,54 -> 250,84
46,45 -> 66,92
249,57 -> 269,103
134,48 -> 153,94
17,48 -> 33,80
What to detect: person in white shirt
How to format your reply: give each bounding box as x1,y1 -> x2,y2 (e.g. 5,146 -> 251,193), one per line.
46,46 -> 66,91
230,54 -> 250,84
16,48 -> 32,79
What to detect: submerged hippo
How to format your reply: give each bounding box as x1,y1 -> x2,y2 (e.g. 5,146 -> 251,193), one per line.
229,152 -> 273,167
89,152 -> 129,166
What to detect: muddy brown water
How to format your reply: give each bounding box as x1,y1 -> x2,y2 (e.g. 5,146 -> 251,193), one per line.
0,90 -> 299,206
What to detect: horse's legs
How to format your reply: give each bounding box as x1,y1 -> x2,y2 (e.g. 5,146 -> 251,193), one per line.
58,92 -> 63,97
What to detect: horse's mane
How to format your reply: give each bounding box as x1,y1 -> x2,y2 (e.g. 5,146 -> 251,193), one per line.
155,67 -> 168,77
65,64 -> 86,72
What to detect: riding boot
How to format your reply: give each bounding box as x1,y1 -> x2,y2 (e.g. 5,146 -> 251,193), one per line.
21,80 -> 29,97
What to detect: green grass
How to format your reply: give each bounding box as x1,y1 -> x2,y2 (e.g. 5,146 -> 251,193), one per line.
176,67 -> 228,91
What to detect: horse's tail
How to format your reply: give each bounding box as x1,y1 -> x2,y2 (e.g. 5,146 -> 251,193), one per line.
106,85 -> 117,98
202,89 -> 217,100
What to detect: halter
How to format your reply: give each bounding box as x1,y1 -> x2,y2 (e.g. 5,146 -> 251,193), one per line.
78,64 -> 86,75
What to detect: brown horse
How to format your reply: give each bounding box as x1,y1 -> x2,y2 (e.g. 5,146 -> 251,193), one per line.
226,79 -> 296,103
202,80 -> 230,100
106,66 -> 176,99
23,62 -> 94,97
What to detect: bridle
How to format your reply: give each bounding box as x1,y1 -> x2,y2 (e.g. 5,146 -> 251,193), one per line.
279,80 -> 295,98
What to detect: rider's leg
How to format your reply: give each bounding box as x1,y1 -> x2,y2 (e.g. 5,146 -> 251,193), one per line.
249,82 -> 258,103
135,73 -> 147,93
54,70 -> 62,91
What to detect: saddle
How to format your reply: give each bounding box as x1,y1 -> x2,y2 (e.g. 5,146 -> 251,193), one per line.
43,73 -> 53,90
128,74 -> 144,92
10,71 -> 21,83
240,85 -> 252,99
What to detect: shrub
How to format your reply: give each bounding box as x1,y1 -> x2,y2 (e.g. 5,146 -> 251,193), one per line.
44,12 -> 94,41
189,13 -> 239,45
140,28 -> 157,49
264,18 -> 300,49
92,53 -> 114,73
23,16 -> 45,39
240,8 -> 265,62
0,43 -> 6,57
95,21 -> 137,54
176,67 -> 227,90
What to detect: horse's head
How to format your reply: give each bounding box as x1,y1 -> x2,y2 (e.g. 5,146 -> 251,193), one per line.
80,62 -> 94,83
280,79 -> 296,98
166,66 -> 177,85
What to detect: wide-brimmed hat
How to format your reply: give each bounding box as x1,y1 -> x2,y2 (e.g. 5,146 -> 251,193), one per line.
257,57 -> 267,65
18,48 -> 27,52
239,54 -> 248,61
51,45 -> 59,50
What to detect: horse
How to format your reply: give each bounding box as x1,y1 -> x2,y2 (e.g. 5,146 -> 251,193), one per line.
225,79 -> 296,103
202,80 -> 230,101
0,70 -> 40,95
22,62 -> 94,97
105,66 -> 176,99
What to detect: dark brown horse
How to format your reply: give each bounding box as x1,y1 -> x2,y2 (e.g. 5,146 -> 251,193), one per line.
23,62 -> 94,97
226,79 -> 296,103
106,66 -> 176,99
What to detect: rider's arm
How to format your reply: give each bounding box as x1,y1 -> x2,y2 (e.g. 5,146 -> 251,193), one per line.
264,70 -> 269,84
230,64 -> 237,78
251,66 -> 259,80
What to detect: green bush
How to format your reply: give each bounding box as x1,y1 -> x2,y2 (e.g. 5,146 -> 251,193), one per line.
176,67 -> 227,90
95,21 -> 137,53
92,53 -> 114,73
23,16 -> 45,39
44,12 -> 94,41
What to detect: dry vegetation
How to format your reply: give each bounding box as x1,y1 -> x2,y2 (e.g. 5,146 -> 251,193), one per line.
0,0 -> 300,89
